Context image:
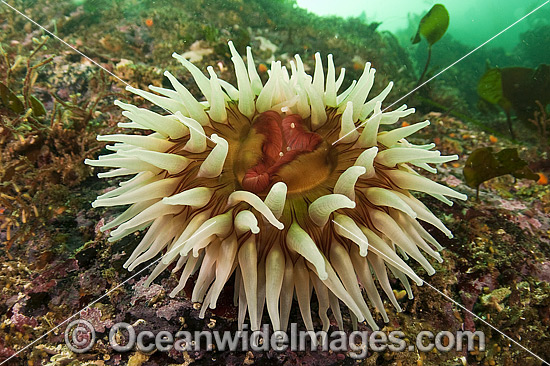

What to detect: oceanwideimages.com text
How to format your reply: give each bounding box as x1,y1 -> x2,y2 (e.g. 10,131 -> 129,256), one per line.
66,320 -> 485,358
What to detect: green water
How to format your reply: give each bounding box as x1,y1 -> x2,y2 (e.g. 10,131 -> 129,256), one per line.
297,0 -> 549,51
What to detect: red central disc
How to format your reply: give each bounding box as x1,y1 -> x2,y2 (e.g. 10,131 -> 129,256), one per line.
241,111 -> 323,193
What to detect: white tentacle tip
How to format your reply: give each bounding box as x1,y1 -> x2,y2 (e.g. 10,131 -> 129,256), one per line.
318,271 -> 328,281
309,194 -> 356,227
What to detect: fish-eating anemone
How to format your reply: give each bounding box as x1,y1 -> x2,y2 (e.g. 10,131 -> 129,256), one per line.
86,41 -> 466,332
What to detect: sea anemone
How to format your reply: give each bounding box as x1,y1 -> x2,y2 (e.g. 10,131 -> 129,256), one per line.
86,42 -> 466,332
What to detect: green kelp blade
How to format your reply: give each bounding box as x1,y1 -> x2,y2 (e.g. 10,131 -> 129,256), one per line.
477,68 -> 503,105
500,66 -> 549,112
412,4 -> 449,45
0,82 -> 25,114
477,65 -> 550,118
0,82 -> 10,106
531,64 -> 550,104
463,147 -> 539,189
29,95 -> 47,117
8,92 -> 25,114
496,148 -> 539,181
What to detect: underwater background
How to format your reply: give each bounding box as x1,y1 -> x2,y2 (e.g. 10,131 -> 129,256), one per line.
0,0 -> 549,365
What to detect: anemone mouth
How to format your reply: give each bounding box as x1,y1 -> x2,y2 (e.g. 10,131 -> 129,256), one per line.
86,41 -> 467,333
233,109 -> 340,196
